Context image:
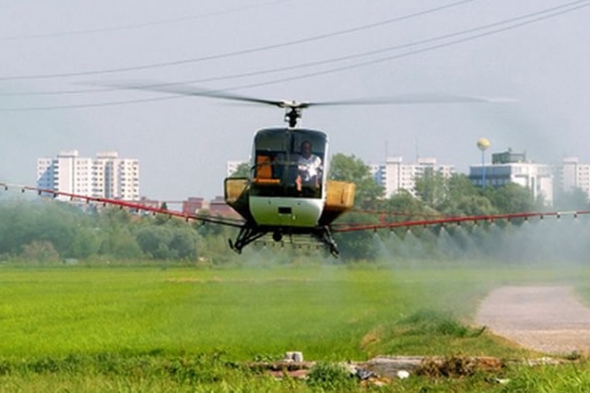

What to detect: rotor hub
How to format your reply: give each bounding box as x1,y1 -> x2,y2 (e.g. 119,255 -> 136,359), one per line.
284,107 -> 302,128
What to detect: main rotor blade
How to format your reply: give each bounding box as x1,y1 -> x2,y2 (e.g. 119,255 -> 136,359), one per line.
97,80 -> 514,108
305,94 -> 516,107
98,80 -> 292,108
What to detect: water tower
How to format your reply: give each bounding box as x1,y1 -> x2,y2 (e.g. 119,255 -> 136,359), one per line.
476,138 -> 490,187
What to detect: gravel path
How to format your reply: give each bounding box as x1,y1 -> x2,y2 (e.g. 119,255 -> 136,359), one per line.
475,286 -> 590,354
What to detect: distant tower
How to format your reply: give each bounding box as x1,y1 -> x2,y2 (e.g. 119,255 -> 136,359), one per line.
477,138 -> 491,187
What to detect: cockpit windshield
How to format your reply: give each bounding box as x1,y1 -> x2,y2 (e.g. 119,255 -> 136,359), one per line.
251,128 -> 327,199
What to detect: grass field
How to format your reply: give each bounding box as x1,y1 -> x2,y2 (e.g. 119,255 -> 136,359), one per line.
0,261 -> 589,392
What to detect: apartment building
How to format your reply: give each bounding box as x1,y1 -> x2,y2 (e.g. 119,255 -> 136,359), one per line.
37,150 -> 140,201
371,156 -> 455,198
554,157 -> 590,197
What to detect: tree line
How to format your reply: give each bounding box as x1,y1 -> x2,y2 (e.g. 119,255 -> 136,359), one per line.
0,154 -> 587,263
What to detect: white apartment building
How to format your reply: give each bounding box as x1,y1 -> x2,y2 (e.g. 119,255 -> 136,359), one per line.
371,157 -> 455,198
37,150 -> 140,201
554,157 -> 590,197
469,150 -> 553,205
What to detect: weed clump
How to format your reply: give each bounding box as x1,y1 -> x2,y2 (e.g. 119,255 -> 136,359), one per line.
400,309 -> 485,338
306,362 -> 356,391
418,355 -> 504,378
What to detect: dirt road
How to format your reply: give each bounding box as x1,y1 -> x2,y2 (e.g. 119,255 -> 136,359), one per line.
475,286 -> 590,354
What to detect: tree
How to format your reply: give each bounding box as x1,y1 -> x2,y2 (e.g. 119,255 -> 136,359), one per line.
229,162 -> 250,178
98,225 -> 143,259
136,226 -> 174,259
554,187 -> 590,211
136,224 -> 200,260
437,174 -> 496,216
380,189 -> 437,220
333,212 -> 379,261
452,195 -> 497,216
411,172 -> 501,217
168,226 -> 200,259
0,200 -> 82,257
414,168 -> 448,208
329,153 -> 383,209
328,153 -> 383,259
446,174 -> 480,201
67,226 -> 101,259
96,208 -> 142,258
21,240 -> 60,263
484,183 -> 537,213
327,154 -> 385,260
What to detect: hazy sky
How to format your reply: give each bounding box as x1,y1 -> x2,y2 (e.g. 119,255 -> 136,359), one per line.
1,0 -> 589,200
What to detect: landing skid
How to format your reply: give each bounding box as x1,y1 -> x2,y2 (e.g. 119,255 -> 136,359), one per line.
228,225 -> 269,255
229,225 -> 339,257
310,226 -> 339,257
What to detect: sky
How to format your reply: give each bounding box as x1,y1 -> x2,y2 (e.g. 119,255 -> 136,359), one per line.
0,0 -> 589,201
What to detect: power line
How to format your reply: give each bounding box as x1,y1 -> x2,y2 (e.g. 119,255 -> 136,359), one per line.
2,0 -> 587,98
1,0 -> 588,111
230,0 -> 590,91
0,0 -> 476,81
0,0 -> 590,96
0,0 -> 290,41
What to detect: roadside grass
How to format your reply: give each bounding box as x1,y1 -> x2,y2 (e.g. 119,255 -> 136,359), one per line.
0,354 -> 587,392
0,261 -> 587,391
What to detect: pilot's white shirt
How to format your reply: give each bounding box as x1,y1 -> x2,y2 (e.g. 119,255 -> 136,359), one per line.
298,155 -> 322,182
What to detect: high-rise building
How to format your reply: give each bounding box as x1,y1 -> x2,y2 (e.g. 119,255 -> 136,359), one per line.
371,157 -> 455,198
554,157 -> 590,198
37,150 -> 140,201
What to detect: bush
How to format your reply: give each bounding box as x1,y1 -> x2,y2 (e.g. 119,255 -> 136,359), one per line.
306,362 -> 356,391
21,240 -> 60,263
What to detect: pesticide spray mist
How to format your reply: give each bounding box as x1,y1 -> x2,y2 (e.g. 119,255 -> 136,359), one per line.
372,214 -> 590,267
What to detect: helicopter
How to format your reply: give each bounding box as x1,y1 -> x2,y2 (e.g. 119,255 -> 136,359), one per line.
223,102 -> 353,257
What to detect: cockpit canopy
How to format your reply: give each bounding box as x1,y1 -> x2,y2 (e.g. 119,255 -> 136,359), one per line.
251,128 -> 328,198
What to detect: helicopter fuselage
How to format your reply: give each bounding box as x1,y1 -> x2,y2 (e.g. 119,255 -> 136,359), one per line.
249,196 -> 323,227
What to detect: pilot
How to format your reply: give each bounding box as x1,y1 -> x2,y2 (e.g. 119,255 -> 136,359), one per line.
295,140 -> 322,192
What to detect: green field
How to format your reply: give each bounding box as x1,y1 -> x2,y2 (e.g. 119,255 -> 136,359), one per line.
0,261 -> 589,392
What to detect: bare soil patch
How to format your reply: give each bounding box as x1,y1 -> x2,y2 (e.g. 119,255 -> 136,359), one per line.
475,286 -> 590,354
